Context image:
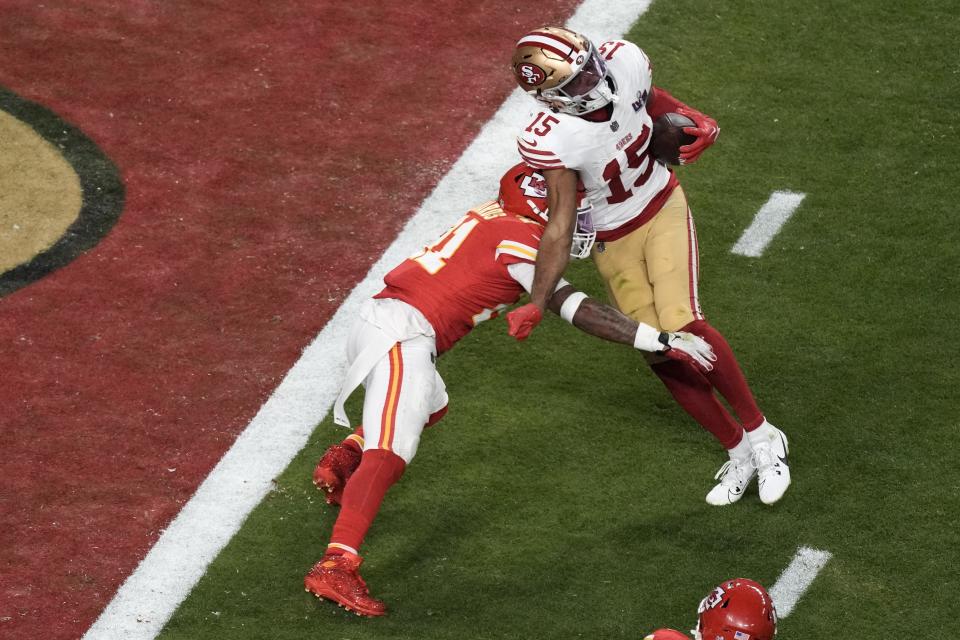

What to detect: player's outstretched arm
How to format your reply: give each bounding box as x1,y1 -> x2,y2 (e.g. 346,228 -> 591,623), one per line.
547,285 -> 716,372
506,167 -> 579,341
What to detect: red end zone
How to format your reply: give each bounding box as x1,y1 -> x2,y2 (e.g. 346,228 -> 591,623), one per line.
0,2 -> 579,638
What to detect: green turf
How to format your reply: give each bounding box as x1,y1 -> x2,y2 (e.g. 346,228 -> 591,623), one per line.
159,1 -> 960,637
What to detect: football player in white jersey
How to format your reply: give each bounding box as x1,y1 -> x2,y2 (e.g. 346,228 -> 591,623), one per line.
506,26 -> 791,507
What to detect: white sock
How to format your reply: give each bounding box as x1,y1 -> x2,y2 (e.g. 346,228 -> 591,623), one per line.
746,419 -> 776,448
728,431 -> 754,463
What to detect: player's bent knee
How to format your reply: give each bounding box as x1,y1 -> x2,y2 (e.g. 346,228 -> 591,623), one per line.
373,435 -> 422,466
657,305 -> 696,333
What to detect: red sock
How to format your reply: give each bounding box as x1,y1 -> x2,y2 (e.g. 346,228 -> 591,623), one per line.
651,359 -> 744,449
682,320 -> 764,430
327,449 -> 406,555
342,425 -> 365,454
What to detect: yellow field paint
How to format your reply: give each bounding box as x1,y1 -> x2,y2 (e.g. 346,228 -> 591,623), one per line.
0,110 -> 82,274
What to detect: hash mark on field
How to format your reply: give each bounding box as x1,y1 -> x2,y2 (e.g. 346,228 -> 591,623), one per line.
769,546 -> 832,617
731,191 -> 806,257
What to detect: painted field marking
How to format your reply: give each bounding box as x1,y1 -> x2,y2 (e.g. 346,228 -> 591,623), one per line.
730,190 -> 806,257
81,1 -> 655,639
769,546 -> 833,618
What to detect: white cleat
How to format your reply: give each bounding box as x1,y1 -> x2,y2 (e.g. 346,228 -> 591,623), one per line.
753,426 -> 791,505
705,456 -> 757,506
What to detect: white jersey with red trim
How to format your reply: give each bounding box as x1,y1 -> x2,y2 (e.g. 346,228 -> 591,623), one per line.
516,40 -> 674,235
375,201 -> 542,355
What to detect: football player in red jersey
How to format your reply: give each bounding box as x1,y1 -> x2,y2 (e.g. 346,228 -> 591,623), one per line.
303,163 -> 716,616
507,26 -> 791,508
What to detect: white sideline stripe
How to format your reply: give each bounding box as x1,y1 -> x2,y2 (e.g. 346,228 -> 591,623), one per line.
769,546 -> 833,618
730,190 -> 806,257
81,2 -> 654,638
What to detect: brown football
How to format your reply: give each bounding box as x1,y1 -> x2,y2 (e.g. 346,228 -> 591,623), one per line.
650,112 -> 697,165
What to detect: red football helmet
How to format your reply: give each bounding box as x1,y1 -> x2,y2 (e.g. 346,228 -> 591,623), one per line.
694,578 -> 777,640
498,162 -> 550,223
496,163 -> 595,258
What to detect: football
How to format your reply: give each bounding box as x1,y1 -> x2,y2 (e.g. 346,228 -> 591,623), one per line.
650,112 -> 697,165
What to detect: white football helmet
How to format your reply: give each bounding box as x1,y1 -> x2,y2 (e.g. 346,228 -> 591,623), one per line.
511,26 -> 615,116
498,163 -> 596,258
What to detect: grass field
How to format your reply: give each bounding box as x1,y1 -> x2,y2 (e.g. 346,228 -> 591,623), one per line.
159,1 -> 960,637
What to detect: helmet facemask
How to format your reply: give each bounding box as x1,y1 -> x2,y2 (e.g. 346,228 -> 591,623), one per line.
570,203 -> 596,259
537,45 -> 615,116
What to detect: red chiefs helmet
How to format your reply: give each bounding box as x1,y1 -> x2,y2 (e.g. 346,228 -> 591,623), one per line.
496,163 -> 596,258
694,578 -> 777,640
498,162 -> 550,223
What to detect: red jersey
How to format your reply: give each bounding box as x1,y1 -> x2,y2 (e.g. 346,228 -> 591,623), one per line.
375,200 -> 542,355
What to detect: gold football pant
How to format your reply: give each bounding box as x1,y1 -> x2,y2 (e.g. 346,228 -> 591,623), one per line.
592,186 -> 703,332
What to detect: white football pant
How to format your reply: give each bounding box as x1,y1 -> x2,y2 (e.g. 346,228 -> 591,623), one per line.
337,298 -> 448,464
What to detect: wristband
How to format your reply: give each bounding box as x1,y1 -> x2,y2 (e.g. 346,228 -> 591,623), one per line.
633,323 -> 663,352
559,292 -> 588,323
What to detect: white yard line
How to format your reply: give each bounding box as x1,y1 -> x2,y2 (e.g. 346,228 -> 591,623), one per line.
731,190 -> 806,257
769,546 -> 833,618
81,2 -> 654,638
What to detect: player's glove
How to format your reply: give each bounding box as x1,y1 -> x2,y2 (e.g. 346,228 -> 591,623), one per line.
506,303 -> 543,340
643,629 -> 691,640
676,106 -> 719,165
658,331 -> 716,372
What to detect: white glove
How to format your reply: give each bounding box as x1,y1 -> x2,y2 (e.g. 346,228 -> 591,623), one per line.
633,324 -> 716,373
658,331 -> 716,372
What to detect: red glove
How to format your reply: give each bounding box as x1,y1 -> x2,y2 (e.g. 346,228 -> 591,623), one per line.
506,303 -> 543,341
676,106 -> 719,165
644,629 -> 690,640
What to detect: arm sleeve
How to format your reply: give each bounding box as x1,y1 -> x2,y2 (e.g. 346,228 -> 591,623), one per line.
506,262 -> 570,295
646,86 -> 690,118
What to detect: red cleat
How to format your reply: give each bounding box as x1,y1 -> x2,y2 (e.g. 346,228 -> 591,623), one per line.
304,552 -> 386,617
313,443 -> 361,505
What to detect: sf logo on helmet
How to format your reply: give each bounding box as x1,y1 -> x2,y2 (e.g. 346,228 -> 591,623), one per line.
517,63 -> 546,86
